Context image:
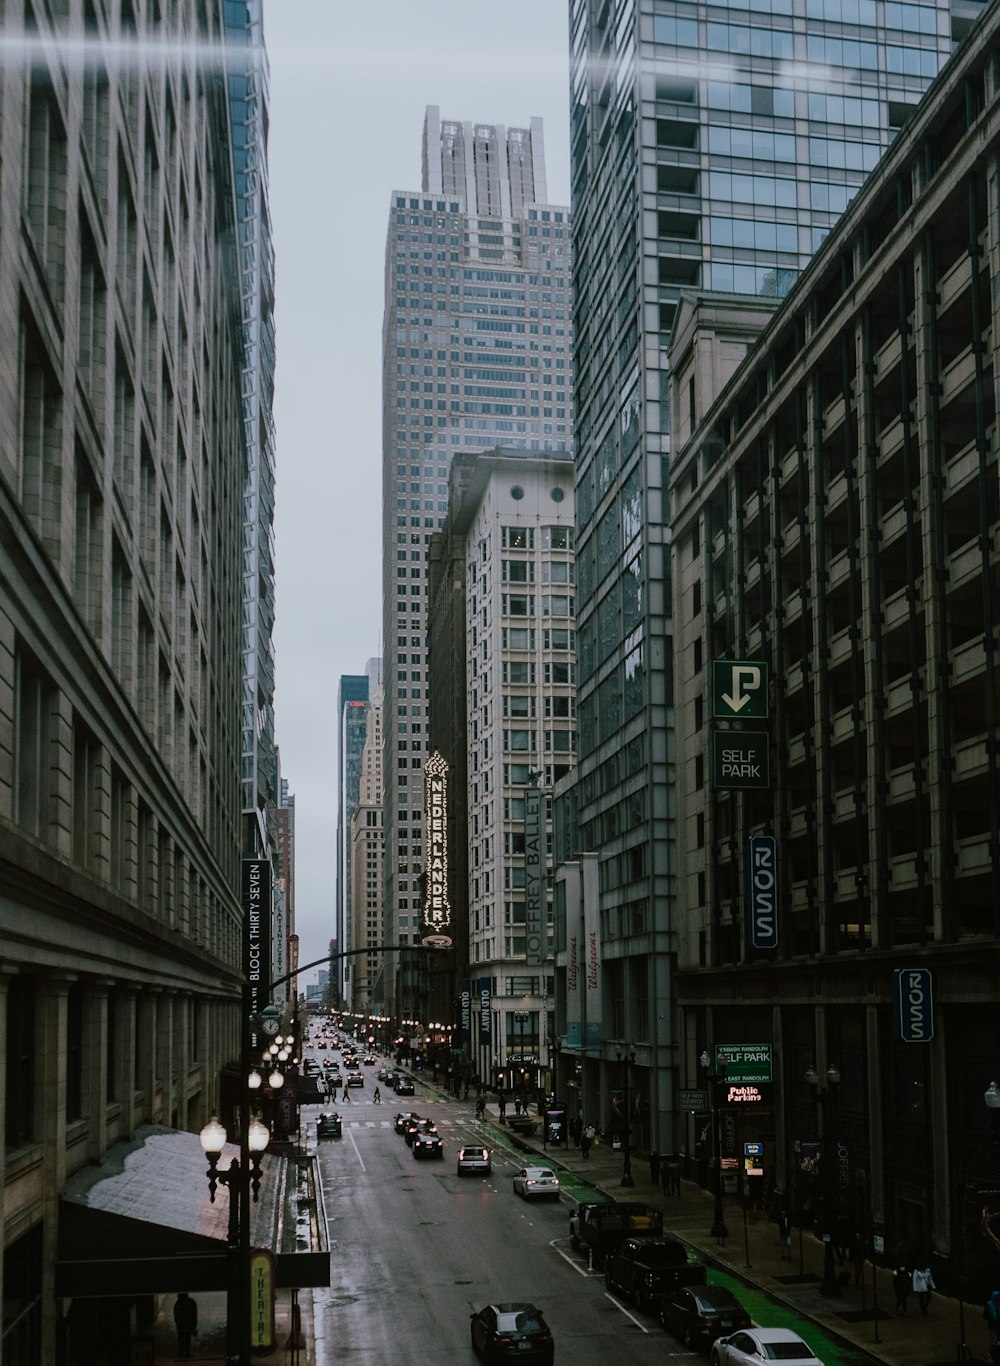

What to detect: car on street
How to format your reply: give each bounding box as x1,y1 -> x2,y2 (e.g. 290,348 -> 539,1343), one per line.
377,1067 -> 390,1081
363,1054 -> 377,1065
470,1302 -> 554,1365
405,1118 -> 438,1146
394,1110 -> 420,1134
395,1077 -> 415,1096
512,1166 -> 560,1200
346,1071 -> 364,1087
412,1130 -> 444,1159
456,1145 -> 492,1177
604,1234 -> 706,1309
712,1328 -> 822,1366
316,1112 -> 341,1139
659,1285 -> 752,1347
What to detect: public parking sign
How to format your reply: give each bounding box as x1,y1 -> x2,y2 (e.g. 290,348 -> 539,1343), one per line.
711,731 -> 770,789
711,660 -> 769,719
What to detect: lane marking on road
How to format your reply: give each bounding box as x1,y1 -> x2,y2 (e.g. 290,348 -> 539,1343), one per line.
347,1127 -> 365,1171
604,1291 -> 650,1332
549,1239 -> 595,1278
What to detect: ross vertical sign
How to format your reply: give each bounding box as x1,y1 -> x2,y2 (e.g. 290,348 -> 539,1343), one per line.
524,784 -> 544,966
745,835 -> 778,950
458,979 -> 472,1044
892,967 -> 934,1041
242,859 -> 272,1025
422,751 -> 452,946
478,977 -> 491,1046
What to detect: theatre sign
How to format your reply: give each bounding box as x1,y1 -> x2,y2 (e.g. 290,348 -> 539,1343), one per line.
422,751 -> 452,947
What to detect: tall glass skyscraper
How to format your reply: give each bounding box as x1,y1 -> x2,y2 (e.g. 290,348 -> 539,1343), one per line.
567,0 -> 983,1147
381,107 -> 572,1016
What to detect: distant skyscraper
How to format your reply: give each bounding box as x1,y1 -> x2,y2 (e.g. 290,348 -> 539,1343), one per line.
381,106 -> 572,1017
566,0 -> 985,1148
225,0 -> 278,857
350,681 -> 385,1012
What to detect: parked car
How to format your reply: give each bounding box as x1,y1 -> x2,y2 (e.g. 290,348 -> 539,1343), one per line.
712,1328 -> 822,1366
394,1111 -> 420,1134
316,1112 -> 341,1140
377,1067 -> 390,1081
347,1071 -> 364,1087
363,1054 -> 377,1066
412,1131 -> 444,1159
513,1166 -> 560,1200
604,1235 -> 706,1310
456,1145 -> 492,1177
470,1302 -> 554,1365
660,1285 -> 751,1347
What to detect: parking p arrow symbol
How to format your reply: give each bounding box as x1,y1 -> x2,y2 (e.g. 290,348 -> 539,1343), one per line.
722,665 -> 761,713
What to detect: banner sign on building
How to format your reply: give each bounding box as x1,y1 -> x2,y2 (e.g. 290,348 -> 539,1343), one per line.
582,853 -> 603,1048
715,1042 -> 773,1083
524,784 -> 544,967
458,979 -> 472,1044
249,1250 -> 275,1349
746,835 -> 778,950
478,977 -> 491,1046
242,859 -> 272,1027
422,751 -> 452,947
892,967 -> 934,1042
564,865 -> 583,1048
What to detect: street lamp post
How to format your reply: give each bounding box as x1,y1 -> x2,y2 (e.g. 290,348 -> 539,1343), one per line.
806,1063 -> 842,1297
700,1049 -> 729,1241
617,1048 -> 636,1188
199,1113 -> 270,1365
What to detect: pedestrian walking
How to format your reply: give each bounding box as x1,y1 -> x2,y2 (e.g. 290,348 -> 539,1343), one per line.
342,1086 -> 351,1102
173,1292 -> 198,1359
984,1289 -> 1000,1346
666,1154 -> 682,1197
778,1209 -> 792,1261
649,1149 -> 661,1186
475,1096 -> 486,1120
850,1231 -> 865,1287
373,1086 -> 381,1103
581,1123 -> 595,1158
498,1095 -> 507,1123
912,1263 -> 935,1315
892,1266 -> 910,1312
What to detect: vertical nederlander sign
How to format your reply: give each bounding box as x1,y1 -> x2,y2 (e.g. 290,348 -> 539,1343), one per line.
422,751 -> 452,947
242,859 -> 272,1020
524,784 -> 543,966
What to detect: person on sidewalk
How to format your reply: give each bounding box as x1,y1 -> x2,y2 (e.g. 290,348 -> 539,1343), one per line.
892,1266 -> 910,1312
666,1154 -> 681,1197
778,1209 -> 792,1260
581,1123 -> 595,1158
173,1292 -> 198,1359
912,1263 -> 935,1314
983,1289 -> 1000,1345
649,1150 -> 661,1186
850,1231 -> 865,1286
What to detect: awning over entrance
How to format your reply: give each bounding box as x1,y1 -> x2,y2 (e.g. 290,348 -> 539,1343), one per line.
56,1125 -> 329,1297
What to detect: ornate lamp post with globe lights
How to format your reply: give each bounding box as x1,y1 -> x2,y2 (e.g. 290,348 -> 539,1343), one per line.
700,1049 -> 729,1240
806,1063 -> 842,1297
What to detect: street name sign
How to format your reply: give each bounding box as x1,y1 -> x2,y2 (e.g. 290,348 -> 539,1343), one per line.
711,731 -> 770,789
711,660 -> 769,719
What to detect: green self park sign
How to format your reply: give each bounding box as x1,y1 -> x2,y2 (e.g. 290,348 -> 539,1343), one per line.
714,1043 -> 773,1084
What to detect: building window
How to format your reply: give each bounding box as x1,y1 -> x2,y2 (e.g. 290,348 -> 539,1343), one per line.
66,983 -> 83,1122
14,649 -> 54,842
6,976 -> 37,1147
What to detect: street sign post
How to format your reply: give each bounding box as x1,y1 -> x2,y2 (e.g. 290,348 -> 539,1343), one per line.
710,731 -> 770,789
711,660 -> 769,719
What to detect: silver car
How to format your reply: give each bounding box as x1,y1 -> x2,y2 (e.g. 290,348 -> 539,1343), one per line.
456,1144 -> 492,1176
713,1328 -> 823,1366
513,1166 -> 560,1200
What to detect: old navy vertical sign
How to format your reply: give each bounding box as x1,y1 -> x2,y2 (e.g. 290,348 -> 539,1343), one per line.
746,835 -> 778,950
893,967 -> 934,1042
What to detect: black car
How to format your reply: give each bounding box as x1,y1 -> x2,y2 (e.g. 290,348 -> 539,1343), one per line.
412,1131 -> 444,1159
405,1117 -> 436,1146
470,1302 -> 554,1365
316,1112 -> 342,1140
659,1285 -> 752,1348
394,1110 -> 420,1134
395,1076 -> 415,1096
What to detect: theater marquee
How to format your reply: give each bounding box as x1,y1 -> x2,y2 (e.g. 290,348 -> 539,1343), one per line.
422,751 -> 452,947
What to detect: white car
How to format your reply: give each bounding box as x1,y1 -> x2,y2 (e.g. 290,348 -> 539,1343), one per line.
712,1328 -> 822,1366
456,1145 -> 492,1177
512,1166 -> 560,1200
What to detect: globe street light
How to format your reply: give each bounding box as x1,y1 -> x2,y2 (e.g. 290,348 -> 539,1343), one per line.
700,1049 -> 729,1241
806,1062 -> 842,1297
199,1113 -> 270,1365
513,1011 -> 530,1110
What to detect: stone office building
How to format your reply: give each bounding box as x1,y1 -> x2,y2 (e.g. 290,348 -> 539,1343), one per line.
669,0 -> 1000,1285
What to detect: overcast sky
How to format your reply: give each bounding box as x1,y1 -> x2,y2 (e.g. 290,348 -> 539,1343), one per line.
266,2 -> 573,980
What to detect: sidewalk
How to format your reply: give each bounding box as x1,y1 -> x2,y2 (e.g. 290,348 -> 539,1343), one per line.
470,1096 -> 989,1366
